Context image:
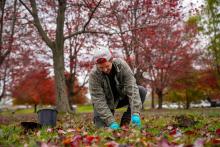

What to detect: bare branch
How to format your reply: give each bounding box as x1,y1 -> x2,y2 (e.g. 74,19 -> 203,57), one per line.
0,0 -> 6,52
18,0 -> 34,16
64,0 -> 102,40
19,0 -> 54,49
55,0 -> 66,47
0,65 -> 7,100
0,0 -> 17,66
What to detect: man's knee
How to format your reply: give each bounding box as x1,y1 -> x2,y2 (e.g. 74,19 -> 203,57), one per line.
138,86 -> 147,103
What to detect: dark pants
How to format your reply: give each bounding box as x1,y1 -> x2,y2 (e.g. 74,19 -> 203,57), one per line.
93,86 -> 147,128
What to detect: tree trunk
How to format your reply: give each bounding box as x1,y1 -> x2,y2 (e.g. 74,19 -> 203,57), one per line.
185,90 -> 190,109
134,70 -> 144,85
156,89 -> 163,109
151,88 -> 155,109
34,104 -> 37,113
66,75 -> 74,110
53,49 -> 71,112
158,94 -> 163,109
0,0 -> 6,53
53,0 -> 72,113
186,99 -> 190,109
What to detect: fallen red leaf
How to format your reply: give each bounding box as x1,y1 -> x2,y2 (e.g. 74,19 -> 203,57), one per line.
216,128 -> 220,136
70,135 -> 83,147
62,137 -> 73,145
211,138 -> 220,144
105,141 -> 119,147
83,135 -> 100,145
169,129 -> 177,136
185,130 -> 195,135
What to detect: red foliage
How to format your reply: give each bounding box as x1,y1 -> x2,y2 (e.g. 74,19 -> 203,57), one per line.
138,2 -> 198,94
216,129 -> 220,136
12,68 -> 55,105
198,69 -> 219,89
62,134 -> 100,146
12,69 -> 88,105
102,0 -> 199,90
198,69 -> 220,100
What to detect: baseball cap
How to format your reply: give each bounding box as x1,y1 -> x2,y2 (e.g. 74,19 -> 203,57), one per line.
93,47 -> 112,64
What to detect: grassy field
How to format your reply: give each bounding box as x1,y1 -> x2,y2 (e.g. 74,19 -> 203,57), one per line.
0,107 -> 220,146
0,105 -> 94,115
0,104 -> 127,115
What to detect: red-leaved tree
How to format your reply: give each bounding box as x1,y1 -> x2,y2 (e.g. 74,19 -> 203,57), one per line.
98,0 -> 199,108
198,68 -> 220,102
18,0 -> 102,112
140,2 -> 199,108
12,68 -> 56,106
12,68 -> 88,111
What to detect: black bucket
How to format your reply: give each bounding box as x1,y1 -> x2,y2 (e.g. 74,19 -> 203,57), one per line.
37,109 -> 58,127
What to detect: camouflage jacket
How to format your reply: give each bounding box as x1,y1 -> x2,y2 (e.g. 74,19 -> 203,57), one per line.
89,58 -> 142,126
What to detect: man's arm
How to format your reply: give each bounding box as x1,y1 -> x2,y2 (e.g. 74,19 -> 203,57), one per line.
89,73 -> 115,126
119,59 -> 142,114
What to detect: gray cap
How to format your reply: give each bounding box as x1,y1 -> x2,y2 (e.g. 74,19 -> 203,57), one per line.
93,47 -> 112,64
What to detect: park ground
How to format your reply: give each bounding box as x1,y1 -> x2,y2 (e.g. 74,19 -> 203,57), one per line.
0,106 -> 220,146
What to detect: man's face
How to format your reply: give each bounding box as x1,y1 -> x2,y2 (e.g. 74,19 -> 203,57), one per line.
97,61 -> 112,74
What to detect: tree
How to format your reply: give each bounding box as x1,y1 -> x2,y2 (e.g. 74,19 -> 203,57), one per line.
12,68 -> 56,110
65,72 -> 88,105
166,69 -> 204,109
198,68 -> 220,102
65,18 -> 92,108
0,0 -> 17,100
97,1 -> 200,109
139,1 -> 199,109
202,0 -> 220,74
12,69 -> 88,110
0,0 -> 48,103
18,0 -> 102,112
99,0 -> 152,85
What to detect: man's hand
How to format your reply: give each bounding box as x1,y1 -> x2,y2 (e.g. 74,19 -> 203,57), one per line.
131,113 -> 141,127
109,122 -> 120,130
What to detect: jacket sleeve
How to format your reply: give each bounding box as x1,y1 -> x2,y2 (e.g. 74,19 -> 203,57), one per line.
89,72 -> 115,126
119,59 -> 142,114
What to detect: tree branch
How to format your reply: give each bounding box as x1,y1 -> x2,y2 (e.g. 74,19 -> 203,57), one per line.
64,24 -> 152,38
0,0 -> 17,66
0,0 -> 6,52
19,0 -> 54,49
18,0 -> 33,16
55,0 -> 66,48
0,65 -> 7,100
64,0 -> 102,40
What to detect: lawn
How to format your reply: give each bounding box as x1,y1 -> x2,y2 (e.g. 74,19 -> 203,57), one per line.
0,107 -> 220,146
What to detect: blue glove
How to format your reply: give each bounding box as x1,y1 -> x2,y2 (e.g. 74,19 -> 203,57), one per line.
131,114 -> 141,127
109,122 -> 120,130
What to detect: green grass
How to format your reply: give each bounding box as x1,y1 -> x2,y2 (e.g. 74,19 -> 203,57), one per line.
0,108 -> 35,115
0,105 -> 131,116
76,105 -> 93,113
0,105 -> 94,115
76,105 -> 126,113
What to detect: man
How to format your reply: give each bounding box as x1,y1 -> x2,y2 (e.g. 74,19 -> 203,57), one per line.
89,47 -> 147,130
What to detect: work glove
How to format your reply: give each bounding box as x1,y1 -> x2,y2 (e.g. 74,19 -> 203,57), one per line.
131,113 -> 141,128
109,122 -> 120,130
